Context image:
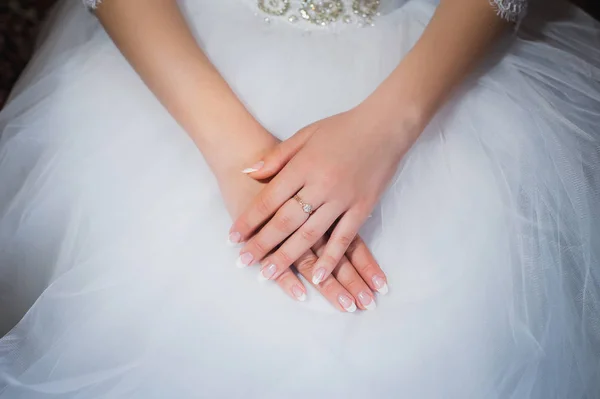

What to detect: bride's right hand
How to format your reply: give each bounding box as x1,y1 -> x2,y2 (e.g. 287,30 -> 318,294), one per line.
218,141 -> 381,312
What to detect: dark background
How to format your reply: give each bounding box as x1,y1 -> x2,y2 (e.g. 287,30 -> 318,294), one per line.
0,0 -> 599,107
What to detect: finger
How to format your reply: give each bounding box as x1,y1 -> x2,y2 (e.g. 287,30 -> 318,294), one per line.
275,267 -> 307,302
230,168 -> 303,241
333,259 -> 376,310
242,127 -> 314,180
237,194 -> 319,267
311,208 -> 367,286
313,244 -> 376,311
345,235 -> 389,295
292,242 -> 357,313
257,202 -> 341,280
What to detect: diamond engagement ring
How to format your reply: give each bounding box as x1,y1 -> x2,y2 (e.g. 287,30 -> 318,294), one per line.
293,195 -> 314,215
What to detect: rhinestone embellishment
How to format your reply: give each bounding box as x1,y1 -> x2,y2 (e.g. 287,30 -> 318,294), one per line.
299,1 -> 345,26
256,0 -> 380,27
352,0 -> 380,25
303,203 -> 313,213
258,0 -> 291,16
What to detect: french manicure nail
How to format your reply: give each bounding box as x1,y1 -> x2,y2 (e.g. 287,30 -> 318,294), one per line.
258,263 -> 277,281
241,161 -> 264,174
227,232 -> 241,246
236,252 -> 254,268
292,285 -> 306,302
372,275 -> 389,295
358,291 -> 377,311
338,294 -> 357,313
312,268 -> 326,285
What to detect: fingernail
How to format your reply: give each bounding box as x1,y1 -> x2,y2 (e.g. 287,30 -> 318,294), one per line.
258,263 -> 277,281
338,294 -> 357,313
292,285 -> 306,302
236,252 -> 254,268
358,291 -> 377,310
227,232 -> 241,246
241,161 -> 264,174
372,275 -> 389,295
312,268 -> 326,285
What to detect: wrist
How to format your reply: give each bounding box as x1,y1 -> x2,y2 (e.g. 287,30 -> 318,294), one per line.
219,134 -> 278,178
357,88 -> 428,155
192,119 -> 278,179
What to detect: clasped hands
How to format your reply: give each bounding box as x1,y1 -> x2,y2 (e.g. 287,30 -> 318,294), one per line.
227,104 -> 417,312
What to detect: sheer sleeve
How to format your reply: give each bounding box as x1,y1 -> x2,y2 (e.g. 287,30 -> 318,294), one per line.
489,0 -> 528,22
83,0 -> 102,10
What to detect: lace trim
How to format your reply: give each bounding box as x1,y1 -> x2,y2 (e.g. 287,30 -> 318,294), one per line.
489,0 -> 528,22
83,0 -> 102,10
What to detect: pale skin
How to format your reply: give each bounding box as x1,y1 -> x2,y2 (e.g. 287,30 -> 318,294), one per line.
232,0 -> 509,289
96,0 -> 508,312
95,0 -> 385,312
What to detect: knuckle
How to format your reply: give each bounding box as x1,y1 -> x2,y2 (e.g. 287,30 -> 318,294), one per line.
300,227 -> 319,242
295,253 -> 316,272
320,254 -> 340,269
256,194 -> 272,216
318,170 -> 339,188
335,234 -> 355,249
251,238 -> 269,255
320,277 -> 338,295
274,213 -> 293,232
342,276 -> 363,293
357,261 -> 378,275
324,164 -> 343,180
277,248 -> 294,265
275,269 -> 294,284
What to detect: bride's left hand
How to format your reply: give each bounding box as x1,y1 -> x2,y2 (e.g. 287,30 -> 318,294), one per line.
230,104 -> 420,287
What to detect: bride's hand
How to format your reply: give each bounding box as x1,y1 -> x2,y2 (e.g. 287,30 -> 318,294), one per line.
230,104 -> 420,291
220,139 -> 383,312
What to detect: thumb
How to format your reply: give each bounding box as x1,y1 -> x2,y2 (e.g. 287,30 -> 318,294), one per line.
242,128 -> 312,180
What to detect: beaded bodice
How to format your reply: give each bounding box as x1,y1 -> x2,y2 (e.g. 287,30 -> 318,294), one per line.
83,0 -> 528,24
257,0 -> 383,27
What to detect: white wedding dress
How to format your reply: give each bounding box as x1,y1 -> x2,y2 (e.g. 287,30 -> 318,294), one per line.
1,0 -> 599,397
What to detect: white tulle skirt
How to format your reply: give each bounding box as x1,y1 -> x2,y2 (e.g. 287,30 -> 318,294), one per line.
0,0 -> 599,397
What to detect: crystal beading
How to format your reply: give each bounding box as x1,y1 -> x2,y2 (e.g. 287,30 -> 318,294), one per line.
299,1 -> 345,26
256,0 -> 380,27
258,0 -> 292,16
